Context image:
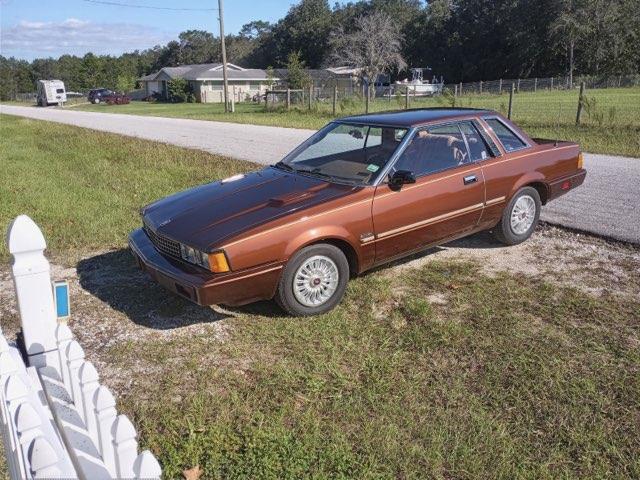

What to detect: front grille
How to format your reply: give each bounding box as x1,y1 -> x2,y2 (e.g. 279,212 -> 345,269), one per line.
144,223 -> 181,259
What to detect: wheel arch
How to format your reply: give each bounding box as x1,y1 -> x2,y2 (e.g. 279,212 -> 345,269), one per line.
510,173 -> 549,205
284,230 -> 361,277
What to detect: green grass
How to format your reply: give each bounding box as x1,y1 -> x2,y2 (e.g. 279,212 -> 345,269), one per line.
109,261 -> 640,479
75,87 -> 640,157
1,116 -> 638,478
0,114 -> 257,260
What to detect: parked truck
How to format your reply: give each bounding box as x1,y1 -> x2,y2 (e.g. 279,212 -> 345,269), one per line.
36,80 -> 67,106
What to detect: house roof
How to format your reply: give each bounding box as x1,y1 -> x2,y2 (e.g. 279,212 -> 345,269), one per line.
139,63 -> 279,82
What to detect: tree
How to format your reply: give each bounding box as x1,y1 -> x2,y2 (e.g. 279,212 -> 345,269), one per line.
177,30 -> 217,65
167,77 -> 190,102
267,0 -> 333,68
115,74 -> 136,93
240,21 -> 272,39
329,12 -> 407,98
285,51 -> 311,89
551,0 -> 588,85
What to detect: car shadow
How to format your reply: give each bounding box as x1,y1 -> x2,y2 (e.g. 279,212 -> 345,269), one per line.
77,249 -> 233,329
444,229 -> 505,249
364,230 -> 503,275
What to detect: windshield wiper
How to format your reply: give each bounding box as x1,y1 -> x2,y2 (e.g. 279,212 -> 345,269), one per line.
295,167 -> 334,180
273,161 -> 295,172
295,168 -> 357,184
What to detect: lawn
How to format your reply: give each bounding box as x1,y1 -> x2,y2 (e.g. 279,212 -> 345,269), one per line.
75,87 -> 640,157
0,114 -> 257,260
0,115 -> 638,479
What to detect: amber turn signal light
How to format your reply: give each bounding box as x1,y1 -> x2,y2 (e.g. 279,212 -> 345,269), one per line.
577,152 -> 584,169
208,251 -> 230,273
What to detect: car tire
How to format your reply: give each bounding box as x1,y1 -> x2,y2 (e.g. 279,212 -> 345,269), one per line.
275,244 -> 349,317
493,186 -> 541,245
93,98 -> 100,104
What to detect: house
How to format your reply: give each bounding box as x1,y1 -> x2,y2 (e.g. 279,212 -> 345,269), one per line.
138,63 -> 278,103
273,67 -> 360,94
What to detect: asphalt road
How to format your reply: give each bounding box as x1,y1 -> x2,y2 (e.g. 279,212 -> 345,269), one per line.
2,104 -> 639,244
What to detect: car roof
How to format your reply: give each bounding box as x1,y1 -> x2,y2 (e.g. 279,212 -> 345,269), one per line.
337,108 -> 495,128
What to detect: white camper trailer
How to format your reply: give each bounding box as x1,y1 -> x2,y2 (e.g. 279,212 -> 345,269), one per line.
36,79 -> 67,106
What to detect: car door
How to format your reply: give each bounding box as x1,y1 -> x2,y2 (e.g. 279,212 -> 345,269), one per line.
371,121 -> 486,262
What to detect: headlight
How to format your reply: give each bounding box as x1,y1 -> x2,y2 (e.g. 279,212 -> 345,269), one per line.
180,244 -> 229,273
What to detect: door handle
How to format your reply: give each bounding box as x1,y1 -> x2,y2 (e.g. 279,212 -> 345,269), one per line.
463,175 -> 477,185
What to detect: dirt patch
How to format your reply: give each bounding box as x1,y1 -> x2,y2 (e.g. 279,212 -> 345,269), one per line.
382,225 -> 640,299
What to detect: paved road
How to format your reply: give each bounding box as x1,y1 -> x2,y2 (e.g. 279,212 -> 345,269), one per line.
2,104 -> 639,244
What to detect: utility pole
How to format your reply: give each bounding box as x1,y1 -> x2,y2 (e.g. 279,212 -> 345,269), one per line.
218,0 -> 229,113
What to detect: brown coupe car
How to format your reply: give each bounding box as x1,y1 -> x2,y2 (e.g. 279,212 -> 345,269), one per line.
129,108 -> 586,316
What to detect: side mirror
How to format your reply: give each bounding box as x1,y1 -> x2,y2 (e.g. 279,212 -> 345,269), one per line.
388,170 -> 416,190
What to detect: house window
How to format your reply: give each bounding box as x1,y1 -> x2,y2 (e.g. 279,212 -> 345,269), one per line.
211,82 -> 223,90
249,82 -> 261,90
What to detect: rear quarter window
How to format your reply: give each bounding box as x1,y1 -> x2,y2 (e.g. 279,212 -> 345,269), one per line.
484,118 -> 528,152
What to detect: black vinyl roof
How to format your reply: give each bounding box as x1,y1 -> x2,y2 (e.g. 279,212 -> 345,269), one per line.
338,108 -> 495,128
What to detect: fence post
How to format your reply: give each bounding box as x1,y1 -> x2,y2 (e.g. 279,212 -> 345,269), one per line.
459,82 -> 463,96
516,79 -> 521,93
498,78 -> 502,95
575,81 -> 585,126
112,414 -> 138,479
28,436 -> 62,478
94,386 -> 117,476
6,215 -> 60,371
308,85 -> 312,110
550,77 -> 553,90
365,86 -> 370,113
332,86 -> 337,115
230,86 -> 235,113
133,450 -> 162,479
405,86 -> 409,109
388,87 -> 392,103
264,91 -> 268,109
534,77 -> 537,92
479,80 -> 483,95
508,83 -> 515,119
286,88 -> 290,111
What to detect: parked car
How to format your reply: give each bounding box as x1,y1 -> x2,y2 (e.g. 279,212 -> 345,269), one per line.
104,92 -> 131,105
129,108 -> 586,316
88,88 -> 113,104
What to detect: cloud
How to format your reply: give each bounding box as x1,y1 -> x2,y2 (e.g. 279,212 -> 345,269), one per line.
0,18 -> 175,59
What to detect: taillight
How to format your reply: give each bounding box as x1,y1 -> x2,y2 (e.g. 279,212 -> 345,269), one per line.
577,152 -> 584,169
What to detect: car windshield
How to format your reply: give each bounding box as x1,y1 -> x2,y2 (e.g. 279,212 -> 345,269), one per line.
278,122 -> 408,185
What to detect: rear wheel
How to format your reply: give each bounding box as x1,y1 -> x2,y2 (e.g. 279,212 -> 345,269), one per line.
93,98 -> 101,104
493,186 -> 541,245
276,244 -> 349,317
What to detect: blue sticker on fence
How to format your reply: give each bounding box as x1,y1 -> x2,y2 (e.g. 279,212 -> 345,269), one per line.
53,281 -> 70,319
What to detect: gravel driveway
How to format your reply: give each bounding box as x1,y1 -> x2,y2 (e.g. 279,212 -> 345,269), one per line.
2,104 -> 638,244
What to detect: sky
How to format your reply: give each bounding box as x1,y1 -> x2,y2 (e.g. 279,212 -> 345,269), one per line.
0,0 -> 297,60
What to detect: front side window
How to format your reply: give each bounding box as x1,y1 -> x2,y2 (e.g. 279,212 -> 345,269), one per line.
484,118 -> 527,152
56,88 -> 64,94
280,122 -> 407,185
393,123 -> 470,177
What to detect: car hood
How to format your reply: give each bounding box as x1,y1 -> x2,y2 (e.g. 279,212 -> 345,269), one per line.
142,167 -> 360,250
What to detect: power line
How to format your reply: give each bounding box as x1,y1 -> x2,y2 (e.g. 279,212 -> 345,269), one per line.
82,0 -> 217,11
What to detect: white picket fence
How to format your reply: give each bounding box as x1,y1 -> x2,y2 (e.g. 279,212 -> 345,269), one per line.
1,215 -> 162,479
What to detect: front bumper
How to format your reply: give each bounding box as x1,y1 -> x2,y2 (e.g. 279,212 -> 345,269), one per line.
128,228 -> 282,306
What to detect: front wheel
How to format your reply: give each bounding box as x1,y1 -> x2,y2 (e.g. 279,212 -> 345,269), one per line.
275,244 -> 349,317
93,98 -> 101,104
493,186 -> 541,245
